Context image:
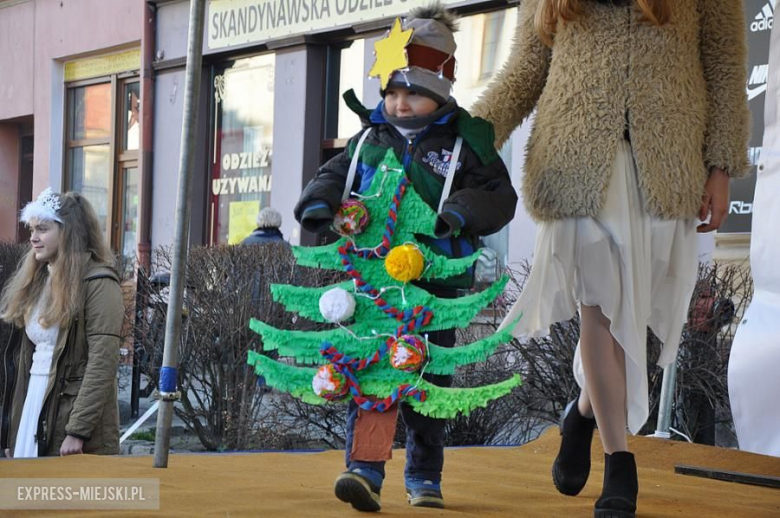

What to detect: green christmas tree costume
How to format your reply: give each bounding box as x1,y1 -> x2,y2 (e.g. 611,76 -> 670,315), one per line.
247,149 -> 520,418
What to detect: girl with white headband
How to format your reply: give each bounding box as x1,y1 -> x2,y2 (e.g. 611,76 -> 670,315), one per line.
1,189 -> 124,458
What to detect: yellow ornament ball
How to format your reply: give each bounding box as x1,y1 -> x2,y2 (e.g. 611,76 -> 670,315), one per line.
385,244 -> 425,282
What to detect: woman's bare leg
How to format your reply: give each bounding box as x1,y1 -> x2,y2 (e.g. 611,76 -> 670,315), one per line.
579,304 -> 628,454
577,384 -> 594,419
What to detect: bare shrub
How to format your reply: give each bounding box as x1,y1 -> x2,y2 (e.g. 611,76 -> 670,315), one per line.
445,260 -> 753,447
0,242 -> 29,403
137,244 -> 345,451
137,243 -> 752,451
443,263 -> 581,446
643,262 -> 753,444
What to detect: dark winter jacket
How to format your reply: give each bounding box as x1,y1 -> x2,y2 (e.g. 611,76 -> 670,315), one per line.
295,91 -> 517,288
241,228 -> 285,246
1,259 -> 123,456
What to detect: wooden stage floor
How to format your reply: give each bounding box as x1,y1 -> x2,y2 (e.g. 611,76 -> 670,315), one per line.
1,428 -> 778,517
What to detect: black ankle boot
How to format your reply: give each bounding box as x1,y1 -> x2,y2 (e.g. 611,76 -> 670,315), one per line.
552,399 -> 596,496
594,451 -> 638,518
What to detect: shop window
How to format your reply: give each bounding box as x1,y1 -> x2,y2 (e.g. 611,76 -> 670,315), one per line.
209,54 -> 275,245
479,11 -> 506,80
319,38 -> 367,169
451,8 -> 518,273
119,81 -> 140,260
337,39 -> 366,139
452,8 -> 518,110
17,132 -> 34,243
65,76 -> 140,265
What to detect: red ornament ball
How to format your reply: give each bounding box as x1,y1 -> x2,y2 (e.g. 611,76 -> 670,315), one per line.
389,335 -> 427,372
312,364 -> 349,401
334,199 -> 370,235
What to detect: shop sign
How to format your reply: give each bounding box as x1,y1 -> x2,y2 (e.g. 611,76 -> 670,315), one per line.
221,149 -> 271,171
208,0 -> 460,49
212,174 -> 273,196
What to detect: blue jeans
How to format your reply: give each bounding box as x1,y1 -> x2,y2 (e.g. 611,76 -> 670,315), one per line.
344,328 -> 456,484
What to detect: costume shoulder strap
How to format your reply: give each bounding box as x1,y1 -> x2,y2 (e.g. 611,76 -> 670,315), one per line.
342,127 -> 373,201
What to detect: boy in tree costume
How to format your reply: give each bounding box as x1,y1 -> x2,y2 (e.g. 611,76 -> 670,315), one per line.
248,2 -> 519,511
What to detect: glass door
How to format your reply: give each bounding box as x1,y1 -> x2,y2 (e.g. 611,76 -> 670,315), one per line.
210,53 -> 275,245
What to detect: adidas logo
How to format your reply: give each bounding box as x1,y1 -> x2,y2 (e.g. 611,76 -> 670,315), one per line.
750,0 -> 775,32
747,64 -> 769,101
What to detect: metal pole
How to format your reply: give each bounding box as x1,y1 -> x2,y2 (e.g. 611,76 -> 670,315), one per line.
130,339 -> 141,418
138,0 -> 156,272
654,361 -> 678,439
153,0 -> 206,468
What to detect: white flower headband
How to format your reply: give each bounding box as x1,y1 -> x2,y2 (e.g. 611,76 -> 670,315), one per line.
20,188 -> 63,224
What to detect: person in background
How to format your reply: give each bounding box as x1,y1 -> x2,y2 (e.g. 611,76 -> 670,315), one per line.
1,189 -> 124,458
729,15 -> 780,459
241,207 -> 285,246
472,1 -> 749,516
240,206 -> 287,392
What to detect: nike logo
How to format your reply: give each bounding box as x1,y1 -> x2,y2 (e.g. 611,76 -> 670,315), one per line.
747,84 -> 767,101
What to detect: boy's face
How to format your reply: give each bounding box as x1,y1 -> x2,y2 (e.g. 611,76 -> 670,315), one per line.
384,87 -> 439,118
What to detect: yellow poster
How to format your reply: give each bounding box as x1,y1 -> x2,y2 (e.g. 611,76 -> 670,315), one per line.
228,200 -> 259,245
64,49 -> 141,82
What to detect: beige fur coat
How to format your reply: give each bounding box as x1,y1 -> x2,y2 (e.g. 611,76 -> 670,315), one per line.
472,0 -> 750,221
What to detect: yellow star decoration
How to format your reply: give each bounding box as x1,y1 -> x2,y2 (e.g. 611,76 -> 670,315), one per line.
369,18 -> 414,90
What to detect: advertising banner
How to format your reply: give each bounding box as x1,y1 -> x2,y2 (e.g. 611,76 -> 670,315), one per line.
722,0 -> 775,233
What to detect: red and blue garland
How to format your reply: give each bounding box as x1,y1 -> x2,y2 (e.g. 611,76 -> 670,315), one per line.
323,175 -> 434,411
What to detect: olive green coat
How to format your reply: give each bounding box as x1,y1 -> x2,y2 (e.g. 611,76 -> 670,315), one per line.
2,261 -> 123,456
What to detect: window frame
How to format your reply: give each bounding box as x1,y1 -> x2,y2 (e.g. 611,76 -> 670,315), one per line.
63,72 -> 140,254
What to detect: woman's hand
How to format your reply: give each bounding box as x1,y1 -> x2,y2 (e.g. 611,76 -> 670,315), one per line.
60,435 -> 84,456
3,448 -> 11,458
697,167 -> 730,233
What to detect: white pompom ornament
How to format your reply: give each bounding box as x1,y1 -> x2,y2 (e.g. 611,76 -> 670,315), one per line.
319,288 -> 356,323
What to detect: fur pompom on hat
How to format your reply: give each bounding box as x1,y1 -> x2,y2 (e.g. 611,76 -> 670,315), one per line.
407,2 -> 459,33
384,1 -> 459,105
256,207 -> 282,228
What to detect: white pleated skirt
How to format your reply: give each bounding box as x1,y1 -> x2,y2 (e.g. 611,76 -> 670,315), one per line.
13,373 -> 49,458
502,140 -> 699,433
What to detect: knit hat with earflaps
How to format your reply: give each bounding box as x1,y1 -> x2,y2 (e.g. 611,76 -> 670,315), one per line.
383,2 -> 459,106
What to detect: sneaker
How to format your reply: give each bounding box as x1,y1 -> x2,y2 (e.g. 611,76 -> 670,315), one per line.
334,468 -> 382,512
405,478 -> 444,509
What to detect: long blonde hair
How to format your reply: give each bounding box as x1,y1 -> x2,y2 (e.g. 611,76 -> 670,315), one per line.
535,0 -> 672,46
0,192 -> 114,329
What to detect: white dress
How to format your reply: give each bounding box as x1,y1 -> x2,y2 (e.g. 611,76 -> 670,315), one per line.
501,140 -> 699,433
13,292 -> 60,458
728,20 -> 780,457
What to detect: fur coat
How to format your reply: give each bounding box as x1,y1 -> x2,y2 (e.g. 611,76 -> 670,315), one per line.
472,0 -> 750,221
